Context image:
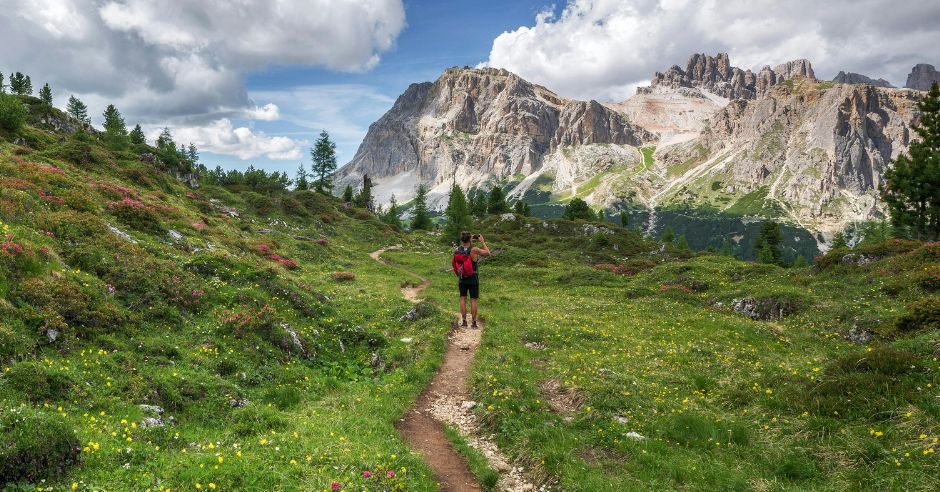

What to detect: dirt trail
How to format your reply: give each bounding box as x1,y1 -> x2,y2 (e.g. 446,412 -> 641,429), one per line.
370,247 -> 538,492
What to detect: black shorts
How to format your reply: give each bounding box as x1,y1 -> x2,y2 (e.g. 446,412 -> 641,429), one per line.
459,282 -> 479,299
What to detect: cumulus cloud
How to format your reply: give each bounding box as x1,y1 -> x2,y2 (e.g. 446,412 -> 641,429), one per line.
0,0 -> 405,121
159,119 -> 305,161
484,0 -> 940,101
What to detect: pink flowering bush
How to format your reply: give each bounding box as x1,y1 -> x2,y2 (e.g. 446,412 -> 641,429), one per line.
107,198 -> 163,233
255,244 -> 299,270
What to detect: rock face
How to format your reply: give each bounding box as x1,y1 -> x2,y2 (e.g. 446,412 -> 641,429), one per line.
905,63 -> 940,91
832,71 -> 894,88
643,53 -> 815,100
337,67 -> 653,205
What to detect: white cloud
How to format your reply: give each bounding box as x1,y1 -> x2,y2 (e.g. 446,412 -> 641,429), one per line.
244,104 -> 280,122
484,0 -> 940,101
156,119 -> 305,161
0,0 -> 406,123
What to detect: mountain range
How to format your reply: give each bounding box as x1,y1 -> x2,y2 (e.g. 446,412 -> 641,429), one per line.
338,54 -> 937,255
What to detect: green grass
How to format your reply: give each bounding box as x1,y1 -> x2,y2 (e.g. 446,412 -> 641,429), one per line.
389,221 -> 940,491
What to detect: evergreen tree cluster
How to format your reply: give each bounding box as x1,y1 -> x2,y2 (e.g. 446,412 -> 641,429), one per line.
201,165 -> 292,192
883,82 -> 940,240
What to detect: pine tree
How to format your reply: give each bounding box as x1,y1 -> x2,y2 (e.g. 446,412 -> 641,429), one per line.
310,130 -> 337,194
883,82 -> 940,240
9,72 -> 31,96
522,202 -> 531,217
410,184 -> 432,230
382,194 -> 402,228
66,95 -> 89,125
563,197 -> 595,221
187,143 -> 199,164
791,256 -> 808,268
719,238 -> 733,256
470,190 -> 488,218
0,72 -> 4,93
38,83 -> 53,108
444,183 -> 472,242
157,127 -> 174,150
486,185 -> 510,214
513,200 -> 525,215
675,235 -> 690,250
660,226 -> 675,244
620,211 -> 629,228
342,184 -> 354,203
129,124 -> 146,145
831,231 -> 848,249
295,164 -> 309,191
102,104 -> 128,149
354,174 -> 375,211
755,220 -> 783,265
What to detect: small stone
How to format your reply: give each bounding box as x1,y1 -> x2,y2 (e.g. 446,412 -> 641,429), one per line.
625,431 -> 646,440
461,401 -> 477,410
614,415 -> 629,424
400,338 -> 413,343
140,417 -> 164,428
46,328 -> 60,343
139,404 -> 164,415
168,229 -> 183,241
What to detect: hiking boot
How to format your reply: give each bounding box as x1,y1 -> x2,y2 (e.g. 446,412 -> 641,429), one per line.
471,320 -> 479,329
460,319 -> 468,328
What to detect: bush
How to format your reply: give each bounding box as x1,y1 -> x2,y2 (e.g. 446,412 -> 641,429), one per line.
0,322 -> 31,359
894,296 -> 940,332
331,271 -> 356,282
107,198 -> 164,234
0,406 -> 81,485
6,361 -> 73,402
230,404 -> 286,437
0,94 -> 28,133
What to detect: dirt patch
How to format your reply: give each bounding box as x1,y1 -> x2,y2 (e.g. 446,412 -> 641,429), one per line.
402,279 -> 431,303
539,379 -> 584,420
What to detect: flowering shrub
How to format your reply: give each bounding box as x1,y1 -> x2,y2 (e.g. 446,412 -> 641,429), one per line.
107,198 -> 163,233
39,191 -> 65,205
255,244 -> 299,270
219,304 -> 277,339
330,271 -> 356,282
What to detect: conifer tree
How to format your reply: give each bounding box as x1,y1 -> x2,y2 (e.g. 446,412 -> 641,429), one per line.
755,220 -> 784,265
831,231 -> 848,249
102,104 -> 128,148
522,202 -> 531,217
66,95 -> 89,125
0,93 -> 27,132
675,235 -> 690,251
187,143 -> 199,164
9,72 -> 31,95
0,72 -> 4,93
661,226 -> 675,244
342,184 -> 354,203
295,164 -> 309,191
382,194 -> 402,228
410,184 -> 432,230
354,174 -> 375,211
129,124 -> 146,145
620,211 -> 629,228
444,183 -> 472,241
38,83 -> 53,108
310,130 -> 337,194
487,185 -> 510,214
470,190 -> 487,218
513,199 -> 525,215
883,82 -> 940,239
563,197 -> 595,221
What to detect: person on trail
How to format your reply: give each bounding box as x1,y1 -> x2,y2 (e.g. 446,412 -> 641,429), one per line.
453,231 -> 491,328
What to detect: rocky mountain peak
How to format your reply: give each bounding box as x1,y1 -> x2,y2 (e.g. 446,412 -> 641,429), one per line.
642,52 -> 817,100
832,71 -> 894,88
905,63 -> 940,91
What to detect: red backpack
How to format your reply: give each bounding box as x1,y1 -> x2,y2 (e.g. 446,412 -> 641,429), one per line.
452,247 -> 475,279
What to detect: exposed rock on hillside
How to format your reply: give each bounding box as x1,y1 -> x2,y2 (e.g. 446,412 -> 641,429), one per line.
338,67 -> 653,205
832,71 -> 894,88
643,52 -> 815,100
905,63 -> 940,91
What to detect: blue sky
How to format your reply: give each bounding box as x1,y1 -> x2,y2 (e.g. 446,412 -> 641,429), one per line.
218,0 -> 556,176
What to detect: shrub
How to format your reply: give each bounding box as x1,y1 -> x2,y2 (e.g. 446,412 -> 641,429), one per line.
0,93 -> 28,133
0,322 -> 30,359
6,361 -> 73,402
331,271 -> 356,282
107,198 -> 164,233
230,404 -> 286,437
894,296 -> 940,332
0,406 -> 81,485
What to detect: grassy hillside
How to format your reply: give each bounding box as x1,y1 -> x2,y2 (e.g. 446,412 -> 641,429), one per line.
2,101 -> 939,491
389,217 -> 940,491
0,110 -> 452,490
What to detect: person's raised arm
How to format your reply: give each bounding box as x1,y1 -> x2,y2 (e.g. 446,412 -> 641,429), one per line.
474,235 -> 492,257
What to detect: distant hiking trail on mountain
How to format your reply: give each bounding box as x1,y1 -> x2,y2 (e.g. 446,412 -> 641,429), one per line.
370,246 -> 538,492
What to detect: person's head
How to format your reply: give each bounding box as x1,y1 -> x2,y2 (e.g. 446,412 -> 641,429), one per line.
460,231 -> 472,244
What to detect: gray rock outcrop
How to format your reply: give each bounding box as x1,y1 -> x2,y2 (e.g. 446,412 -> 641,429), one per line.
832,71 -> 894,88
905,63 -> 940,91
642,53 -> 816,100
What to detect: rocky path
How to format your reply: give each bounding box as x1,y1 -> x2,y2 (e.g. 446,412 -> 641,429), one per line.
370,247 -> 538,492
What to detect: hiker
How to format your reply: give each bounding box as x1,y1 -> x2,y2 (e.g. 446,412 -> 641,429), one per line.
452,231 -> 491,328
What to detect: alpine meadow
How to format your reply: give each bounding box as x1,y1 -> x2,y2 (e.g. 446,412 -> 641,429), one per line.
2,1 -> 940,491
